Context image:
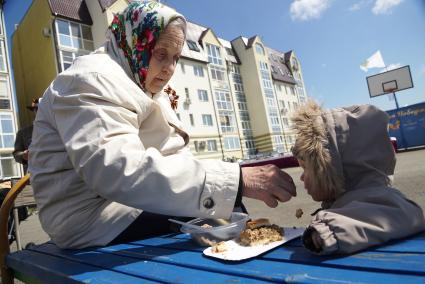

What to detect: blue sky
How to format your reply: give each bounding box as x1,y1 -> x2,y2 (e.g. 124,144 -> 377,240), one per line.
4,0 -> 425,111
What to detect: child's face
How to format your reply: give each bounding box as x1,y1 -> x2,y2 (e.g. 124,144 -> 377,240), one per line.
298,159 -> 326,201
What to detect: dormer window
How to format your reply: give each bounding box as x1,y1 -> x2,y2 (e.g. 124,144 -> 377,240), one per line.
207,44 -> 223,65
255,43 -> 265,55
225,47 -> 235,56
187,40 -> 200,52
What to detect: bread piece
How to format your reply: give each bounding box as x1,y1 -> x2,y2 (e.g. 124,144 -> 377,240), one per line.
246,218 -> 271,230
239,223 -> 284,246
211,241 -> 227,253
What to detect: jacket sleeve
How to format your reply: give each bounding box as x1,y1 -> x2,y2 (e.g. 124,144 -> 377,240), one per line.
303,188 -> 425,255
51,72 -> 240,219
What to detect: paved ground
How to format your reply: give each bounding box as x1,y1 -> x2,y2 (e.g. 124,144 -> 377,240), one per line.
10,148 -> 425,252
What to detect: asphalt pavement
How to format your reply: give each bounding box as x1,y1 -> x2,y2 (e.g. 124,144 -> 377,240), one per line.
10,148 -> 425,252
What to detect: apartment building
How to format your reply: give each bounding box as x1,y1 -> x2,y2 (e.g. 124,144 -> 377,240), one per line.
0,0 -> 21,178
12,0 -> 308,161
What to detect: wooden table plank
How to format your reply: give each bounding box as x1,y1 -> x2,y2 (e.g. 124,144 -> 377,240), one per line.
25,243 -> 269,283
7,249 -> 159,284
133,233 -> 425,275
99,244 -> 425,283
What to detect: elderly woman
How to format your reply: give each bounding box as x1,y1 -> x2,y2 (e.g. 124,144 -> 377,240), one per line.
29,1 -> 296,249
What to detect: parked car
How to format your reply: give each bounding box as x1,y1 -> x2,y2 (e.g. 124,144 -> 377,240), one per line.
239,153 -> 299,169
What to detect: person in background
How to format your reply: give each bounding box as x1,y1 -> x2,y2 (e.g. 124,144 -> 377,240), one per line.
29,1 -> 296,249
13,98 -> 39,174
291,100 -> 425,255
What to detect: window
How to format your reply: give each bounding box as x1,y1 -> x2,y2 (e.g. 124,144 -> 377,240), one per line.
232,73 -> 242,83
59,50 -> 76,71
193,65 -> 204,77
219,111 -> 237,133
0,154 -> 20,178
271,65 -> 277,73
245,140 -> 255,150
176,113 -> 181,120
241,121 -> 251,130
198,89 -> 208,102
282,118 -> 289,127
223,137 -> 241,150
0,114 -> 15,148
56,19 -> 93,50
185,87 -> 190,99
0,78 -> 9,98
180,62 -> 185,73
234,83 -> 244,92
215,91 -> 232,110
238,102 -> 248,111
210,66 -> 225,81
202,114 -> 213,126
207,140 -> 217,151
225,47 -> 235,56
206,44 -> 222,65
0,40 -> 7,72
255,43 -> 265,55
278,66 -> 284,76
187,40 -> 200,52
189,114 -> 194,126
273,135 -> 284,153
55,19 -> 94,71
259,61 -> 268,71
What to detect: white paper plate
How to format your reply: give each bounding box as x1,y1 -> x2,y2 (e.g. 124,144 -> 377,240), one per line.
203,227 -> 304,261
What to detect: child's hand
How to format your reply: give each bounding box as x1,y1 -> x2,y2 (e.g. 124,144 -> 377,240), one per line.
241,164 -> 296,207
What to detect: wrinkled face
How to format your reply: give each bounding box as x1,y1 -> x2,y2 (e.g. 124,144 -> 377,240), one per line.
144,24 -> 184,94
298,159 -> 326,202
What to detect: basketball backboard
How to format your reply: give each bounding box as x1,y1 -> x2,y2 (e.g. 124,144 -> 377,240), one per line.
366,65 -> 413,98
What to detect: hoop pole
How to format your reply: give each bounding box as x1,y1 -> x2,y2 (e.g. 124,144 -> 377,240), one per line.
393,92 -> 407,149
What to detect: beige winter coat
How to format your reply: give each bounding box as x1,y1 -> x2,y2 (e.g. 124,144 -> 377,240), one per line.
28,40 -> 239,249
291,102 -> 425,255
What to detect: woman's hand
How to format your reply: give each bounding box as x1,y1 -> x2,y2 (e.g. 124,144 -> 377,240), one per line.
241,164 -> 296,207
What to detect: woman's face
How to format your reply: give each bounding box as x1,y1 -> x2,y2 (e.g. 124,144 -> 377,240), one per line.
298,159 -> 325,201
145,24 -> 184,94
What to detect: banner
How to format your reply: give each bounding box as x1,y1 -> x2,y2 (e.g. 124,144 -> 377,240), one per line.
387,102 -> 425,149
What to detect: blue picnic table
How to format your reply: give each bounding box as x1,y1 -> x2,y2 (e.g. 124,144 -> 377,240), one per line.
6,231 -> 425,283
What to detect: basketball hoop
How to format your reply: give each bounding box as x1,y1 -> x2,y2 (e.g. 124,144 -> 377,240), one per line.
366,65 -> 413,98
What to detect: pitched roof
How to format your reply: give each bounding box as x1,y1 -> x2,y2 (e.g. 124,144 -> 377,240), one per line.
266,47 -> 296,85
98,0 -> 119,11
284,50 -> 293,62
48,0 -> 93,25
181,21 -> 209,63
246,36 -> 257,48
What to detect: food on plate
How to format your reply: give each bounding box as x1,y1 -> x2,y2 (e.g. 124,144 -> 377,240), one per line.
239,218 -> 284,246
201,224 -> 213,228
211,241 -> 227,253
246,218 -> 271,229
295,208 -> 304,219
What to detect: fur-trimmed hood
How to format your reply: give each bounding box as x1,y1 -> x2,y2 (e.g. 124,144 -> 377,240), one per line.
291,101 -> 396,202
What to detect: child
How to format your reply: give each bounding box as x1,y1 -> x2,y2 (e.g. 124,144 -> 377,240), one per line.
291,101 -> 425,255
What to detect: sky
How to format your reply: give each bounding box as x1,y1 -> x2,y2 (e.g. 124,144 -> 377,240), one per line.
4,0 -> 425,111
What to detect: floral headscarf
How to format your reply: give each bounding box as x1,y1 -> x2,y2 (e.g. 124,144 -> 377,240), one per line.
110,1 -> 186,91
